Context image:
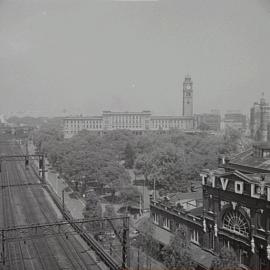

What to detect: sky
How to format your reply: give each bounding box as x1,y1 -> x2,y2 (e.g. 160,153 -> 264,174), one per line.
0,0 -> 270,117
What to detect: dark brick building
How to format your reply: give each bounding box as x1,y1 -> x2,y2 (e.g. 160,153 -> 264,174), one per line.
150,143 -> 270,270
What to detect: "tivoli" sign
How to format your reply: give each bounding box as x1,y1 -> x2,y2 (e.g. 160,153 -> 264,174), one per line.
200,173 -> 270,201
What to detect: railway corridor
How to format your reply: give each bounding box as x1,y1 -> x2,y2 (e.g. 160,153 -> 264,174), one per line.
0,142 -> 103,270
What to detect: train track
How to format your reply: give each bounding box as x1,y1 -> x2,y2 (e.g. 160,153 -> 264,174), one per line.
0,141 -> 103,270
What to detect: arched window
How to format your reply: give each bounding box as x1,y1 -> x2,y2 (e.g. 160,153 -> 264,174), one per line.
223,210 -> 249,237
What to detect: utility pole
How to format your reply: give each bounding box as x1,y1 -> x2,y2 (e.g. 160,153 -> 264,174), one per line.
122,216 -> 130,270
153,178 -> 156,201
25,139 -> 29,156
62,190 -> 65,212
137,248 -> 140,270
139,195 -> 142,215
41,154 -> 45,183
142,178 -> 145,212
1,230 -> 5,265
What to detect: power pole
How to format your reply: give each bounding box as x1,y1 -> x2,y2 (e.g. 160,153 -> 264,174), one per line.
137,248 -> 140,270
1,230 -> 5,265
25,139 -> 29,156
41,154 -> 46,183
122,216 -> 130,269
139,196 -> 142,215
62,190 -> 65,212
153,178 -> 156,201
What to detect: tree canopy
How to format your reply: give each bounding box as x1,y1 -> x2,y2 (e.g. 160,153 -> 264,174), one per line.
162,226 -> 196,270
211,247 -> 240,270
33,122 -> 248,194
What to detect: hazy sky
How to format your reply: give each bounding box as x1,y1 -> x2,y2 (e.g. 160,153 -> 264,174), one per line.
1,0 -> 270,117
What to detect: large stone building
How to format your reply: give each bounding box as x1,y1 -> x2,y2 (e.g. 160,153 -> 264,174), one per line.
224,111 -> 247,131
63,76 -> 195,138
150,142 -> 270,270
250,97 -> 270,142
195,111 -> 221,131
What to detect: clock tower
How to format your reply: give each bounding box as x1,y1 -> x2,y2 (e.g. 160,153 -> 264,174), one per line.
182,75 -> 193,116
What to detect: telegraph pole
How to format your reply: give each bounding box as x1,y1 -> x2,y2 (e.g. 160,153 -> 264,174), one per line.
1,230 -> 5,265
25,139 -> 29,156
41,154 -> 46,183
153,178 -> 156,201
62,190 -> 65,212
122,216 -> 130,269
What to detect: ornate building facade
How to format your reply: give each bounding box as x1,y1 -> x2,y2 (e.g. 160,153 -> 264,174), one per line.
63,76 -> 195,138
150,143 -> 270,270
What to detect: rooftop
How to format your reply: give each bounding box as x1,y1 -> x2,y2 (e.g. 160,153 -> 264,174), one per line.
152,225 -> 216,269
222,144 -> 270,173
151,115 -> 194,120
166,190 -> 202,204
155,190 -> 203,213
64,116 -> 102,120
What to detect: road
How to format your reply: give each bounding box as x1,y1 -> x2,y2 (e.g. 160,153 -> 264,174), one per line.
0,141 -> 105,270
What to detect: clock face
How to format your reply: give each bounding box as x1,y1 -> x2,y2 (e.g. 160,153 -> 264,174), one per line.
186,84 -> 191,90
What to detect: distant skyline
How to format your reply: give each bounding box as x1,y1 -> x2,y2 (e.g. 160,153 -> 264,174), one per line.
1,0 -> 270,117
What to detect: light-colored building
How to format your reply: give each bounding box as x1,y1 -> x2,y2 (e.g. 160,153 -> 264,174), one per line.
63,112 -> 195,138
63,116 -> 103,138
195,111 -> 221,131
150,116 -> 194,131
224,111 -> 246,131
102,110 -> 151,131
250,96 -> 270,142
63,76 -> 195,138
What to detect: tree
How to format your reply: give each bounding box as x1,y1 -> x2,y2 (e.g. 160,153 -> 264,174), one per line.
197,122 -> 211,131
211,247 -> 240,270
134,152 -> 155,183
103,204 -> 121,235
124,142 -> 136,169
83,189 -> 103,233
133,218 -> 161,266
120,185 -> 141,211
162,226 -> 196,270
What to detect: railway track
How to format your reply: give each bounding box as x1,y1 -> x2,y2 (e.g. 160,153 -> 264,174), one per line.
0,141 -> 103,270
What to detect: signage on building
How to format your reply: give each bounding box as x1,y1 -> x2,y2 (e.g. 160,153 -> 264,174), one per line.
200,172 -> 270,201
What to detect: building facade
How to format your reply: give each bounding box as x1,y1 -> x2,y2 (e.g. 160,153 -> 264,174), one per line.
250,97 -> 270,142
224,112 -> 247,131
196,112 -> 221,131
63,76 -> 195,138
150,143 -> 270,270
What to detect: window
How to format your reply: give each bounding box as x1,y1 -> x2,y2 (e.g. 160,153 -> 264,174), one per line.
239,249 -> 248,265
223,210 -> 249,237
163,217 -> 170,230
223,239 -> 231,249
153,213 -> 158,225
208,197 -> 214,212
191,229 -> 199,244
256,211 -> 266,231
